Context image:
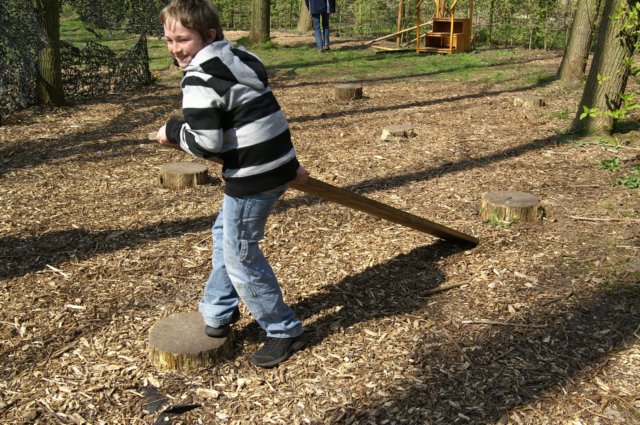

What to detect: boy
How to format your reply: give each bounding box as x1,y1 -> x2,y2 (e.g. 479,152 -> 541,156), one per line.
155,0 -> 308,368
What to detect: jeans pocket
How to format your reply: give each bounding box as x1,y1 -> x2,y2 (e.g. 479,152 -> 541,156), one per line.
238,186 -> 285,241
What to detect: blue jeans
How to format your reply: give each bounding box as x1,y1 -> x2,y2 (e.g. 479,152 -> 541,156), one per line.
199,185 -> 302,338
312,13 -> 330,50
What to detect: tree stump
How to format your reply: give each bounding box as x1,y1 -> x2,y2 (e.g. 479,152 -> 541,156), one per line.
380,124 -> 416,141
480,191 -> 544,223
513,95 -> 545,108
148,311 -> 233,372
160,162 -> 209,190
335,83 -> 363,101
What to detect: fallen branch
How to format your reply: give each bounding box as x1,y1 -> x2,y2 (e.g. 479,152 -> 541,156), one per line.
541,291 -> 574,306
424,281 -> 467,295
441,329 -> 473,365
569,215 -> 640,223
46,264 -> 71,278
461,319 -> 545,329
37,400 -> 66,425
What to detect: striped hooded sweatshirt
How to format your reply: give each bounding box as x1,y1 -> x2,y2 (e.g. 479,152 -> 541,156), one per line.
165,40 -> 299,197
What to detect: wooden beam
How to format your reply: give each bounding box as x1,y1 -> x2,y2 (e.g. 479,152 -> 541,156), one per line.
293,176 -> 478,246
147,133 -> 479,247
365,22 -> 431,45
396,0 -> 404,47
402,33 -> 427,47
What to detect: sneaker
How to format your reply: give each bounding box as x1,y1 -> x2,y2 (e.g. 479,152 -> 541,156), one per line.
250,335 -> 306,368
204,307 -> 240,338
322,46 -> 331,51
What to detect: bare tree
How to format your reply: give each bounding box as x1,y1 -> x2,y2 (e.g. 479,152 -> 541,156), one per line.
34,0 -> 65,106
297,0 -> 312,33
557,0 -> 602,84
571,0 -> 639,134
250,0 -> 271,43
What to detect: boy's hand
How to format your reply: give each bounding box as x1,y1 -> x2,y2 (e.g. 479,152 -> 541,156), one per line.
292,165 -> 309,185
156,125 -> 181,150
156,125 -> 169,143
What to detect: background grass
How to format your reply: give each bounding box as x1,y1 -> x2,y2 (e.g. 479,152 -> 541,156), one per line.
59,11 -> 556,87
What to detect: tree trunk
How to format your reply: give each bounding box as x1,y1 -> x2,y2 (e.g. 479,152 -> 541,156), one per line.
564,0 -> 575,46
557,0 -> 602,84
571,0 -> 639,134
250,0 -> 271,43
541,4 -> 548,50
488,0 -> 495,46
297,0 -> 311,33
34,0 -> 65,106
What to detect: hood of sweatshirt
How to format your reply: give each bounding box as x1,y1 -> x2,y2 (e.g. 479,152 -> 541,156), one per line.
183,39 -> 268,93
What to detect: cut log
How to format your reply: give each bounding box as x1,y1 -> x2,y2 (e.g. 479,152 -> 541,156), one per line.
335,83 -> 363,101
160,162 -> 209,190
148,311 -> 233,372
480,191 -> 544,223
513,95 -> 545,108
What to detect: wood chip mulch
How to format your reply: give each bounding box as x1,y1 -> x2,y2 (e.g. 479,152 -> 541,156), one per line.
1,35 -> 639,424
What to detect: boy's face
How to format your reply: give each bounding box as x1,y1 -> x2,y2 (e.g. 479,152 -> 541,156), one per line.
164,19 -> 216,68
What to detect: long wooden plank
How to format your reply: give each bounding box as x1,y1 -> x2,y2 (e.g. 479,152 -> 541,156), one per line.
148,133 -> 479,246
292,177 -> 478,246
364,22 -> 431,45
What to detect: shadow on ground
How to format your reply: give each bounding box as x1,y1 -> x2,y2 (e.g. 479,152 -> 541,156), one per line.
328,278 -> 639,423
0,130 -> 557,280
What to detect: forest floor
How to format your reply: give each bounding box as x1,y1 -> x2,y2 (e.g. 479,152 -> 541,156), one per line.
1,33 -> 639,425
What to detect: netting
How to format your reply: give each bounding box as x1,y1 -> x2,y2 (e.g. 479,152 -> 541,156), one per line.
1,35 -> 153,119
60,36 -> 153,100
0,0 -> 43,123
1,0 -> 160,121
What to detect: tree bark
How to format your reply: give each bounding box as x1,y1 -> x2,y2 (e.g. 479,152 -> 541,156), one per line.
480,192 -> 544,223
488,0 -> 495,46
159,162 -> 209,190
557,0 -> 602,84
250,0 -> 271,43
571,0 -> 639,134
297,0 -> 311,33
34,0 -> 65,106
335,83 -> 363,101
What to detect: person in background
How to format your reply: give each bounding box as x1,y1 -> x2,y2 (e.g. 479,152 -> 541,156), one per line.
305,0 -> 336,52
155,0 -> 308,368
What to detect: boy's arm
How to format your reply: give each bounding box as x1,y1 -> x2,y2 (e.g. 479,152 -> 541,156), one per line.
160,76 -> 227,158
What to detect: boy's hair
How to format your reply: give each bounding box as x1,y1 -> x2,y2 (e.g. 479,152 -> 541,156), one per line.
160,0 -> 224,42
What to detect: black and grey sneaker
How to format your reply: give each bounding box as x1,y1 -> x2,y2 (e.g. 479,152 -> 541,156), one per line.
250,334 -> 306,368
204,307 -> 240,338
